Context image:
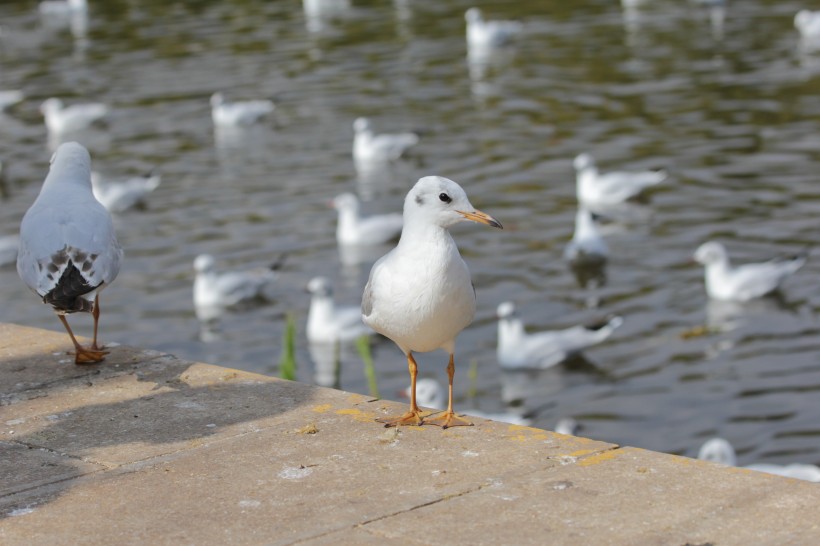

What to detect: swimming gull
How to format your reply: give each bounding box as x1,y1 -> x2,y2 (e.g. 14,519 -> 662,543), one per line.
210,92 -> 274,127
352,117 -> 419,164
91,171 -> 161,213
307,276 -> 371,344
332,192 -> 403,246
795,10 -> 820,41
407,378 -> 532,426
40,98 -> 108,134
193,254 -> 280,321
496,301 -> 622,370
574,153 -> 666,206
465,7 -> 522,49
698,438 -> 820,483
563,206 -> 608,265
17,142 -> 122,364
693,241 -> 807,302
362,176 -> 502,428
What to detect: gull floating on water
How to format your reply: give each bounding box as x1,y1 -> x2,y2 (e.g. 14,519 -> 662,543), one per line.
693,241 -> 807,302
465,7 -> 522,50
17,142 -> 122,364
698,438 -> 820,482
362,176 -> 502,428
574,153 -> 666,206
307,276 -> 372,344
91,171 -> 161,213
40,98 -> 108,134
39,0 -> 86,15
407,378 -> 532,426
210,92 -> 274,127
795,10 -> 820,41
193,254 -> 280,322
496,301 -> 622,370
332,192 -> 403,247
563,207 -> 608,265
0,90 -> 24,112
353,117 -> 419,165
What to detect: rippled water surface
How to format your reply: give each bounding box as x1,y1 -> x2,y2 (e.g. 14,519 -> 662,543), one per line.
2,0 -> 820,467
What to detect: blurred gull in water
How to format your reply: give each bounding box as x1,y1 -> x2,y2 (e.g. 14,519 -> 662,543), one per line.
39,0 -> 86,15
0,90 -> 24,112
698,438 -> 820,482
795,10 -> 820,51
554,417 -> 580,436
306,276 -> 371,345
496,301 -> 622,370
564,207 -> 608,266
91,171 -> 161,213
574,153 -> 666,207
303,0 -> 351,33
693,241 -> 807,302
332,192 -> 403,247
210,92 -> 274,127
40,98 -> 107,135
465,7 -> 522,50
193,254 -> 280,323
407,378 -> 532,426
352,117 -> 419,165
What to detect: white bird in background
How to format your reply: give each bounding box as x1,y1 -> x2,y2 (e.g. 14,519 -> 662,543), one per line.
464,7 -> 522,49
563,207 -> 608,265
38,0 -> 87,15
408,378 -> 532,426
362,176 -> 503,428
496,301 -> 622,370
352,117 -> 419,164
795,10 -> 820,41
693,241 -> 807,302
554,417 -> 580,436
0,234 -> 20,267
91,171 -> 161,213
193,254 -> 280,322
332,192 -> 403,247
573,153 -> 666,206
210,92 -> 274,127
40,98 -> 108,134
307,276 -> 372,344
0,90 -> 24,112
698,438 -> 820,483
17,142 -> 122,364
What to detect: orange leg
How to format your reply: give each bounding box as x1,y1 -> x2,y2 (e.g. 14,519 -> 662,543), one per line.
377,352 -> 425,427
91,294 -> 102,350
424,353 -> 472,429
57,314 -> 108,365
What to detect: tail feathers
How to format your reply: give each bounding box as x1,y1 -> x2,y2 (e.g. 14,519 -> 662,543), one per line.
42,261 -> 101,313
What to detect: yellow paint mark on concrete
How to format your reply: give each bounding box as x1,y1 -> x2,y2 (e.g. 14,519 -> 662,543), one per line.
577,450 -> 619,467
336,408 -> 376,423
312,404 -> 333,413
506,424 -> 550,442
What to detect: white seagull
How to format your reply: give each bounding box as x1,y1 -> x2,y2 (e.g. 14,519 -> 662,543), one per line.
40,98 -> 108,134
353,117 -> 419,164
39,0 -> 87,15
0,90 -> 24,112
91,171 -> 161,213
408,378 -> 532,426
362,176 -> 502,428
193,254 -> 279,321
496,301 -> 622,370
795,10 -> 820,41
464,7 -> 522,49
574,153 -> 666,206
563,207 -> 608,265
332,192 -> 403,247
698,438 -> 820,483
693,241 -> 807,302
307,276 -> 372,344
17,142 -> 122,364
210,92 -> 274,127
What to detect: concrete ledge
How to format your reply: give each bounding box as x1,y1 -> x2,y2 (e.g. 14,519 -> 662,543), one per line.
1,323 -> 819,544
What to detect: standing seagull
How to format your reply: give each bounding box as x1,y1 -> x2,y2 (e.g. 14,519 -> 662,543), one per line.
17,142 -> 122,364
362,176 -> 502,428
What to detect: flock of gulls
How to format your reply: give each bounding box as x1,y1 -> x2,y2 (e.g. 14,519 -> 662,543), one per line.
3,0 -> 820,481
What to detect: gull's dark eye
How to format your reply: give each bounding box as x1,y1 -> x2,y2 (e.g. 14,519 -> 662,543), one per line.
439,193 -> 451,203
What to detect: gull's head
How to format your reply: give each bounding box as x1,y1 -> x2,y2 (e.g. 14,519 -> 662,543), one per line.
40,98 -> 63,116
496,301 -> 516,319
332,192 -> 359,213
465,7 -> 482,23
193,254 -> 215,273
404,176 -> 502,230
307,276 -> 332,297
795,10 -> 811,29
353,117 -> 371,133
210,92 -> 224,108
48,142 -> 92,181
573,153 -> 595,172
693,241 -> 727,266
697,438 -> 736,466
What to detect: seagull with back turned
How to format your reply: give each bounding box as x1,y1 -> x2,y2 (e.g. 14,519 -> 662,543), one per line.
17,142 -> 122,364
362,176 -> 502,428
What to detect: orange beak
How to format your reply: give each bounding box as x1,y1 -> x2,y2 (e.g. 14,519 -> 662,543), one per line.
457,209 -> 503,229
